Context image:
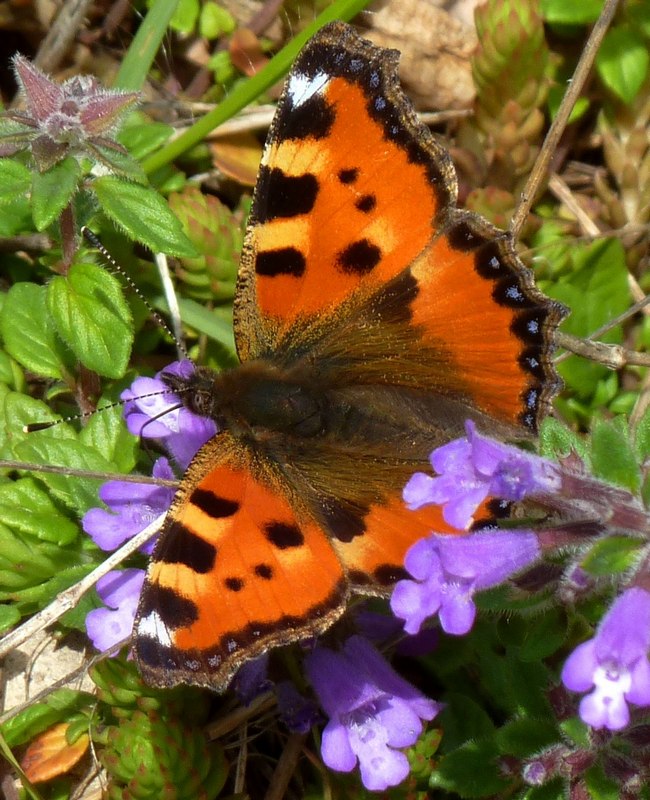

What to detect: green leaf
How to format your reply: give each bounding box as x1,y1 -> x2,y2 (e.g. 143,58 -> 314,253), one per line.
13,437 -> 116,514
0,528 -> 63,586
31,157 -> 81,231
0,603 -> 20,633
0,350 -> 24,391
199,2 -> 235,38
46,262 -> 133,378
1,688 -> 92,747
0,478 -> 78,545
170,0 -> 199,33
0,194 -> 32,236
581,535 -> 643,576
548,239 -> 629,401
1,392 -> 75,448
590,417 -> 640,491
596,25 -> 650,104
496,717 -> 558,757
538,416 -> 588,462
117,119 -> 173,161
627,0 -> 650,37
585,763 -> 621,800
79,402 -> 137,473
93,176 -> 197,257
560,716 -> 591,748
0,160 -> 31,203
541,0 -> 603,24
91,143 -> 147,183
0,283 -> 69,379
634,404 -> 650,460
431,739 -> 509,797
518,609 -> 568,661
437,694 -> 496,751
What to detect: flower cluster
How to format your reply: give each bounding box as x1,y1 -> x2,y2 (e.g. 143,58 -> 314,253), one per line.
395,419 -> 650,743
306,636 -> 440,791
393,421 -> 548,639
83,360 -> 213,652
561,587 -> 650,731
403,420 -> 560,529
1,55 -> 139,172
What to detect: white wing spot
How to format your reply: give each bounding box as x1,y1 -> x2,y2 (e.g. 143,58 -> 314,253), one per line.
287,70 -> 329,107
138,611 -> 173,648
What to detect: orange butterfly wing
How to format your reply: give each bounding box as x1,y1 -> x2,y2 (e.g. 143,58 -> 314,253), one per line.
135,23 -> 566,690
135,434 -> 347,689
235,22 -> 565,431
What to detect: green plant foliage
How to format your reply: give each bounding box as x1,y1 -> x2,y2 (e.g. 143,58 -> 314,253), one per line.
596,25 -> 650,104
31,158 -> 81,231
93,177 -> 197,257
46,263 -> 134,379
590,417 -> 640,491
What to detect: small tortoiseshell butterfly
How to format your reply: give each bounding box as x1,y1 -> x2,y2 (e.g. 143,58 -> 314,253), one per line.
133,22 -> 566,691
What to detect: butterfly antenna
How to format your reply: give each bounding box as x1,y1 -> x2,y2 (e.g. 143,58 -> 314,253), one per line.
81,227 -> 189,360
24,390 -> 178,434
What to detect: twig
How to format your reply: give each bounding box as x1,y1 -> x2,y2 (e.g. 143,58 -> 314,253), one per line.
510,0 -> 621,239
0,515 -> 164,660
34,0 -> 95,73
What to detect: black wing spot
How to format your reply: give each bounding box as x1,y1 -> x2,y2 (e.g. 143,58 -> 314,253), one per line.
355,194 -> 376,213
153,522 -> 217,575
338,167 -> 359,184
256,248 -> 306,277
256,167 -> 319,222
254,563 -> 273,580
265,521 -> 304,549
190,489 -> 238,519
337,239 -> 381,275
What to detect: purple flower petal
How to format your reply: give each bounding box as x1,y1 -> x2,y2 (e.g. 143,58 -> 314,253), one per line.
121,360 -> 216,470
86,569 -> 144,653
404,420 -> 561,530
562,587 -> 650,731
82,457 -> 174,554
306,636 -> 439,791
392,530 -> 540,637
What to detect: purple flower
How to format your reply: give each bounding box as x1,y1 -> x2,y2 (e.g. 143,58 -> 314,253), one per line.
354,608 -> 438,657
403,420 -> 561,530
86,569 -> 145,652
232,654 -> 271,705
82,457 -> 174,555
305,636 -> 440,791
391,529 -> 540,636
276,681 -> 321,734
121,360 -> 216,469
1,55 -> 138,171
561,587 -> 650,731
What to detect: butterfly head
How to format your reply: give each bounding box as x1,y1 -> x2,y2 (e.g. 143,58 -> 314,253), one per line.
159,364 -> 222,421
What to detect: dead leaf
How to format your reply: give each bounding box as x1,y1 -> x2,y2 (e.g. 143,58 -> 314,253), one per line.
209,131 -> 263,186
365,0 -> 478,110
21,722 -> 89,783
230,28 -> 268,77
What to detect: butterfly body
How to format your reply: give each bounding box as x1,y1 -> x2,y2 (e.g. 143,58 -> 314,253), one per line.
134,22 -> 566,690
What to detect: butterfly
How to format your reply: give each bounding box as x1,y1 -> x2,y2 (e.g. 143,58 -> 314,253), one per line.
133,21 -> 566,691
